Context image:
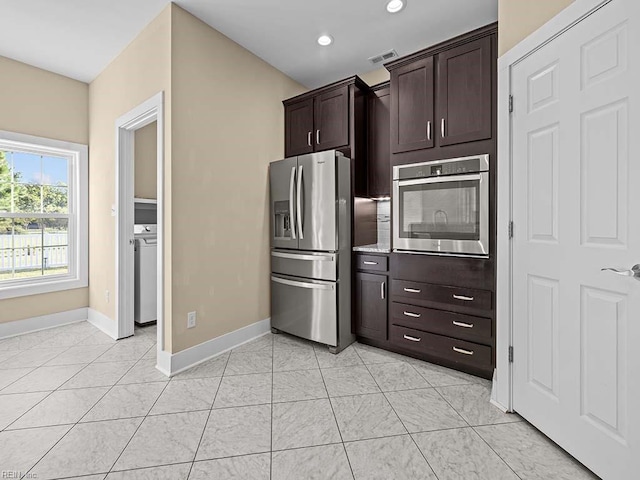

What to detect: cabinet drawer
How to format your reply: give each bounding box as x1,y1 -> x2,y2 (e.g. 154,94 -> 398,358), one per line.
390,303 -> 492,343
391,252 -> 494,290
389,325 -> 493,370
391,280 -> 492,312
356,254 -> 388,272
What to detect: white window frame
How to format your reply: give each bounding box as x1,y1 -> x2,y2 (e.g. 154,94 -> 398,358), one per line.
0,130 -> 88,300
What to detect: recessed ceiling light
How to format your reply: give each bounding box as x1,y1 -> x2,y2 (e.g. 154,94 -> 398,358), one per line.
317,34 -> 333,46
386,0 -> 406,13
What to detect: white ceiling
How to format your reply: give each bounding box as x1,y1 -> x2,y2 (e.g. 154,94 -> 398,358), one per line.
0,0 -> 169,83
0,0 -> 498,88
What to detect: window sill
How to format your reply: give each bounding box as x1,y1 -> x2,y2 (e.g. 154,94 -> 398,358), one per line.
0,276 -> 88,300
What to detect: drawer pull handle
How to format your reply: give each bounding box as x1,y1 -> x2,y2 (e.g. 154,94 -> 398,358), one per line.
363,261 -> 378,265
453,347 -> 474,356
403,311 -> 421,318
404,335 -> 422,342
453,294 -> 475,301
404,288 -> 421,294
452,321 -> 474,329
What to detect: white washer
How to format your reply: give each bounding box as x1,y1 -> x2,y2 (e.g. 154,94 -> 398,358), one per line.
134,224 -> 157,325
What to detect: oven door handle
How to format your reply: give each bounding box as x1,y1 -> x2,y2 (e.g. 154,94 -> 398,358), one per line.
397,173 -> 484,187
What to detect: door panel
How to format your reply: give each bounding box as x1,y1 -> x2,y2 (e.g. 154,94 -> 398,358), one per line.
511,2 -> 639,478
297,151 -> 337,252
581,100 -> 628,247
437,36 -> 492,146
269,157 -> 299,250
391,57 -> 435,153
271,274 -> 337,346
354,272 -> 387,341
368,86 -> 391,197
580,286 -> 628,441
285,98 -> 314,156
314,86 -> 349,151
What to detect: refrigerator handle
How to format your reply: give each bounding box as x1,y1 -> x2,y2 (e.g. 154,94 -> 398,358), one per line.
271,276 -> 334,290
297,165 -> 304,239
289,166 -> 296,239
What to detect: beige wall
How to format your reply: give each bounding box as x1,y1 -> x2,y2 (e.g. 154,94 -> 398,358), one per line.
170,6 -> 304,352
0,56 -> 89,323
359,67 -> 391,87
134,121 -> 158,200
498,0 -> 575,55
88,5 -> 172,346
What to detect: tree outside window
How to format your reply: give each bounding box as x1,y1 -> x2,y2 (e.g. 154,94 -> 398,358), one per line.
0,149 -> 70,281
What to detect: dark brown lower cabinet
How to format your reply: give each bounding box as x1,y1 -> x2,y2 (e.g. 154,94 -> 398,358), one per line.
354,272 -> 388,341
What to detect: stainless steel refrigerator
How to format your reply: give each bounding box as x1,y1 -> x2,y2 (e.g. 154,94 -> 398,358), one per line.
269,150 -> 355,353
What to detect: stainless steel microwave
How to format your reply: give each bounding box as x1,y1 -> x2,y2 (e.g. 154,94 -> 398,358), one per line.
392,155 -> 490,256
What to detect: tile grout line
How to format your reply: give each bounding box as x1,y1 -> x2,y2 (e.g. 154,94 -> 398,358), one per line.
98,461 -> 193,478
270,332 -> 275,480
0,329 -> 99,394
418,372 -> 524,479
106,340 -> 173,475
1,339 -> 122,432
431,384 -> 473,426
358,350 -> 442,480
6,329 -> 539,479
326,344 -> 360,480
470,424 -> 525,480
22,330 -> 157,478
184,344 -> 231,480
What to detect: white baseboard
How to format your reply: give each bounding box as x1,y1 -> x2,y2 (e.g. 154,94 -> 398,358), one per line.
87,308 -> 118,340
490,369 -> 509,413
157,317 -> 271,377
0,308 -> 88,340
156,348 -> 172,376
490,398 -> 509,413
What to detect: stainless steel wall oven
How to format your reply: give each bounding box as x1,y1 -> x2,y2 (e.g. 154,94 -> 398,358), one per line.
393,154 -> 490,256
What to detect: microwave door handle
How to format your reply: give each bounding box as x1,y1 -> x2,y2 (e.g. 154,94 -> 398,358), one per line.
297,165 -> 304,240
289,166 -> 296,239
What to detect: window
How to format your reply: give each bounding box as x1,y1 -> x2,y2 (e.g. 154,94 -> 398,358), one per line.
0,130 -> 87,299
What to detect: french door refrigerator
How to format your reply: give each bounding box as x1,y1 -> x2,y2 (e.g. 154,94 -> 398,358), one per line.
269,150 -> 355,353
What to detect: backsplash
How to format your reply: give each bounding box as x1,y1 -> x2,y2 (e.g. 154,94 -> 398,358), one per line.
377,200 -> 390,246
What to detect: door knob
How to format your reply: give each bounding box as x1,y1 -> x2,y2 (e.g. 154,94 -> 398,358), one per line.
601,264 -> 640,280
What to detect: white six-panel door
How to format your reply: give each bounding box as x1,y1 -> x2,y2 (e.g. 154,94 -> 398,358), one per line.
511,1 -> 639,478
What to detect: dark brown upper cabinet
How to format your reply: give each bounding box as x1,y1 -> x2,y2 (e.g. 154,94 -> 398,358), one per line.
314,86 -> 349,151
368,83 -> 391,197
285,97 -> 314,156
390,57 -> 435,154
386,23 -> 497,161
437,36 -> 492,146
283,76 -> 369,196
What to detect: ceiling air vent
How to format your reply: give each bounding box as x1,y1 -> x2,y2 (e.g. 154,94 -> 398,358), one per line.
368,49 -> 398,66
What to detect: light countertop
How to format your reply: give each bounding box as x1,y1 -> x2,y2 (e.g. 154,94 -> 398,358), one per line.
352,243 -> 391,254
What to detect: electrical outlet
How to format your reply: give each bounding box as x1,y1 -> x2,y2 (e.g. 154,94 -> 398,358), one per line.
105,290 -> 110,303
187,311 -> 196,329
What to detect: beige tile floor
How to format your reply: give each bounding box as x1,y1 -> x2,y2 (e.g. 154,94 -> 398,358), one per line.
0,322 -> 600,479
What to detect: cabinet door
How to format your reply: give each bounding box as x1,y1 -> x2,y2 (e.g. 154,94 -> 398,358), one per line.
354,272 -> 388,341
314,86 -> 349,151
437,36 -> 492,146
368,87 -> 391,197
285,98 -> 314,157
391,57 -> 435,153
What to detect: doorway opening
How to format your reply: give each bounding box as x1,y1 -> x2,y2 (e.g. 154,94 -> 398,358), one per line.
115,92 -> 165,364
